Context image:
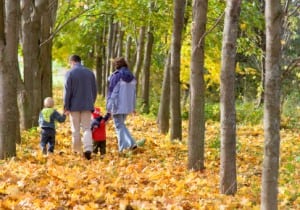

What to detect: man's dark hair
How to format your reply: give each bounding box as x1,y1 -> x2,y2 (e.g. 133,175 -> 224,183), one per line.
69,55 -> 81,63
113,57 -> 128,69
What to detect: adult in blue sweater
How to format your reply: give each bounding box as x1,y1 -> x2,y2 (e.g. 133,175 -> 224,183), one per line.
64,55 -> 97,160
107,57 -> 145,152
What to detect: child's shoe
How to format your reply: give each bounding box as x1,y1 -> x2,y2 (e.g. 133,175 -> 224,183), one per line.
42,147 -> 47,155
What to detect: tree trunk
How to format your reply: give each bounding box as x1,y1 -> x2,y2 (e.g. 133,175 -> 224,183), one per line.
40,0 -> 58,100
0,0 -> 20,158
112,22 -> 118,58
101,18 -> 107,97
157,52 -> 171,134
257,0 -> 266,106
220,0 -> 241,195
105,17 -> 114,79
170,0 -> 185,141
117,23 -> 124,57
141,27 -> 154,113
95,31 -> 103,95
134,26 -> 146,95
20,0 -> 48,129
125,36 -> 133,67
188,0 -> 207,171
261,0 -> 282,209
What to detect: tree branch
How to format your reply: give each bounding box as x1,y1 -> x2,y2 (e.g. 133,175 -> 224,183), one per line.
197,11 -> 225,48
288,4 -> 300,18
282,57 -> 300,81
39,7 -> 94,47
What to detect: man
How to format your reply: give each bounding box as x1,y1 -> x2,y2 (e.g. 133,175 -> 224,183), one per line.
64,55 -> 97,160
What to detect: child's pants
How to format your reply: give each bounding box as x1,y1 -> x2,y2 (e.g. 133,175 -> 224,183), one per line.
93,141 -> 106,155
40,128 -> 56,153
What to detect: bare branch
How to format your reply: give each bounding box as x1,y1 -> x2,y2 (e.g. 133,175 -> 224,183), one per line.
288,4 -> 300,18
197,11 -> 225,48
282,57 -> 300,81
40,6 -> 94,47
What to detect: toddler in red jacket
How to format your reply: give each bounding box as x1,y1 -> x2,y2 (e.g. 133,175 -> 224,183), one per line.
91,107 -> 111,157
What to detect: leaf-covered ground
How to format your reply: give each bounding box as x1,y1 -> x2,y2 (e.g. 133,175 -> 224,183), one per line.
0,113 -> 299,209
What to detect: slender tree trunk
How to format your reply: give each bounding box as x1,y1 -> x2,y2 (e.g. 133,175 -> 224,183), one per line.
134,26 -> 146,95
141,27 -> 154,113
258,0 -> 266,106
40,0 -> 58,100
112,22 -> 118,58
125,36 -> 132,67
101,18 -> 107,97
220,0 -> 241,195
261,0 -> 282,209
40,14 -> 53,100
95,31 -> 103,95
188,0 -> 208,171
170,0 -> 186,141
117,22 -> 124,57
157,52 -> 171,134
0,0 -> 20,158
106,16 -> 114,78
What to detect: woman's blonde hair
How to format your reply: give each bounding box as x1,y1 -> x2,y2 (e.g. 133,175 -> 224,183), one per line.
44,97 -> 54,108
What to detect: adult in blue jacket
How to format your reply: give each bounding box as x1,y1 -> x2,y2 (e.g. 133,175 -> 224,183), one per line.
107,57 -> 142,152
64,55 -> 97,160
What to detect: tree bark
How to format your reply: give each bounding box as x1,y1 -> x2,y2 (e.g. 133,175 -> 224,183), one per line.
105,16 -> 114,79
101,18 -> 107,97
134,26 -> 146,96
141,27 -> 154,113
0,0 -> 20,158
19,0 -> 48,129
170,0 -> 186,141
117,22 -> 124,57
257,0 -> 266,106
157,52 -> 171,134
261,0 -> 282,209
125,36 -> 133,67
188,0 -> 208,171
95,31 -> 103,95
220,0 -> 241,195
40,0 -> 58,100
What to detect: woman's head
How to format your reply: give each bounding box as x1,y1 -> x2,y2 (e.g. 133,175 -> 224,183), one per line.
112,57 -> 128,69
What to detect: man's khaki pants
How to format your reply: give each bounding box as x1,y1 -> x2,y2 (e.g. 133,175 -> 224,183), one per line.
69,111 -> 93,153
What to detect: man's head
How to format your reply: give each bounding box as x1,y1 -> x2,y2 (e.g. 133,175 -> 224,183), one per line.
69,55 -> 81,67
44,97 -> 54,108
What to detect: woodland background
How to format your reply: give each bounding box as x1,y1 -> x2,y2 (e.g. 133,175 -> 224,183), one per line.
0,0 -> 299,209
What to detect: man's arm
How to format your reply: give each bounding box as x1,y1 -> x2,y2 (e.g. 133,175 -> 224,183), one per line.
63,72 -> 71,111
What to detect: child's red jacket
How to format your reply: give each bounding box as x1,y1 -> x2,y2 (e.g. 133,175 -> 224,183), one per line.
91,107 -> 110,141
92,120 -> 106,141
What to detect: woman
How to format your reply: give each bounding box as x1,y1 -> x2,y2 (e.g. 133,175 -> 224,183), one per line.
107,57 -> 145,152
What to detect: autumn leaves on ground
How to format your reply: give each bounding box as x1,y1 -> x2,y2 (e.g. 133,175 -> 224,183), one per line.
1,105 -> 299,209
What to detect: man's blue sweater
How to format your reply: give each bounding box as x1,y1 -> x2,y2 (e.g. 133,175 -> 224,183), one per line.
64,63 -> 97,111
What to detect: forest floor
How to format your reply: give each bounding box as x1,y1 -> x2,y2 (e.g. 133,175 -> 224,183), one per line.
0,97 -> 299,209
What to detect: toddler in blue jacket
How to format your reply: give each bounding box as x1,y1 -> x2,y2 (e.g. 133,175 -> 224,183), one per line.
38,97 -> 66,155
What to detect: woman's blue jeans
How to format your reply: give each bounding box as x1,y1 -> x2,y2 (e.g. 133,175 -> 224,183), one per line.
113,114 -> 136,152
